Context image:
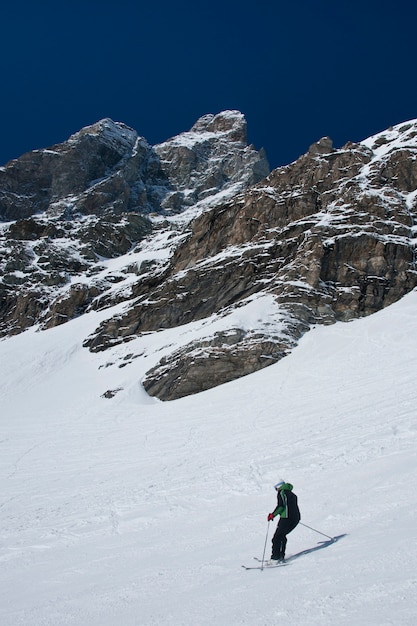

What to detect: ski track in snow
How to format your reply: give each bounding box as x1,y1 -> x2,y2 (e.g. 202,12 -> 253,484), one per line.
1,292 -> 417,624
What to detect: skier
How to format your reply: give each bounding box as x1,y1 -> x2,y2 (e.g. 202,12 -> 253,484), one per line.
266,480 -> 300,565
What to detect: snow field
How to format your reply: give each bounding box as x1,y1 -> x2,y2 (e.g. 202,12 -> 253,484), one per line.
1,291 -> 417,624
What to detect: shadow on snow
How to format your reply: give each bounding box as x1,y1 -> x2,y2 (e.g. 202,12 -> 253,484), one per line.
286,534 -> 347,563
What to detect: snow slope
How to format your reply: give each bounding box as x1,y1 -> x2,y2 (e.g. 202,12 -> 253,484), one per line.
1,289 -> 417,625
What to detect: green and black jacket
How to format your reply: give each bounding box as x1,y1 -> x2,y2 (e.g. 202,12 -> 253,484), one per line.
271,482 -> 301,522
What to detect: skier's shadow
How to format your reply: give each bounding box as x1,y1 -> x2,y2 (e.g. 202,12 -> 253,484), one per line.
286,534 -> 347,562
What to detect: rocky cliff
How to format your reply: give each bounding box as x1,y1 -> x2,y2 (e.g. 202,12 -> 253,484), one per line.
1,113 -> 417,400
0,111 -> 268,337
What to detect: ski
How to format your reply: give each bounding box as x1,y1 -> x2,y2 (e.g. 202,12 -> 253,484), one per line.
253,556 -> 287,564
242,557 -> 288,570
244,534 -> 344,570
242,563 -> 287,570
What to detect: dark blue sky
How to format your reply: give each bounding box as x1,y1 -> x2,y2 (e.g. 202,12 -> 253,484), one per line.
1,0 -> 416,169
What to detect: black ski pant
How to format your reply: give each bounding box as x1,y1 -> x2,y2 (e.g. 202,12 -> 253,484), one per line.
271,517 -> 300,559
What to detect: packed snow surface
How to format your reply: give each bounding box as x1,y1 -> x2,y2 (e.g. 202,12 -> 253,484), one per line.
1,289 -> 417,625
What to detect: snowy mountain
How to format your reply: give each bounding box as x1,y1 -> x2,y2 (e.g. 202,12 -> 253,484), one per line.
1,114 -> 417,401
1,114 -> 417,623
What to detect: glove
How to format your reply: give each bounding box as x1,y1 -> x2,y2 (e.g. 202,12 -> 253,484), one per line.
267,513 -> 274,522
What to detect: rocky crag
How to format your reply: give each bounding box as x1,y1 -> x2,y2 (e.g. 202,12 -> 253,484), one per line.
1,113 -> 417,400
0,111 -> 268,337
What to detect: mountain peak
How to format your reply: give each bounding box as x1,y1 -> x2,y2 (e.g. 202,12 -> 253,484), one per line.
190,110 -> 247,142
361,118 -> 417,154
69,118 -> 139,153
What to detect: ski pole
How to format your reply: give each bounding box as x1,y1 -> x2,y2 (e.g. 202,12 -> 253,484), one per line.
260,521 -> 271,570
299,522 -> 335,541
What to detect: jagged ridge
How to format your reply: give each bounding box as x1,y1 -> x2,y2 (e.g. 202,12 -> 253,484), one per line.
0,111 -> 269,337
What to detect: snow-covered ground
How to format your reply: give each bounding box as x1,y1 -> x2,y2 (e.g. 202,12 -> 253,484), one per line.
1,288 -> 417,625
